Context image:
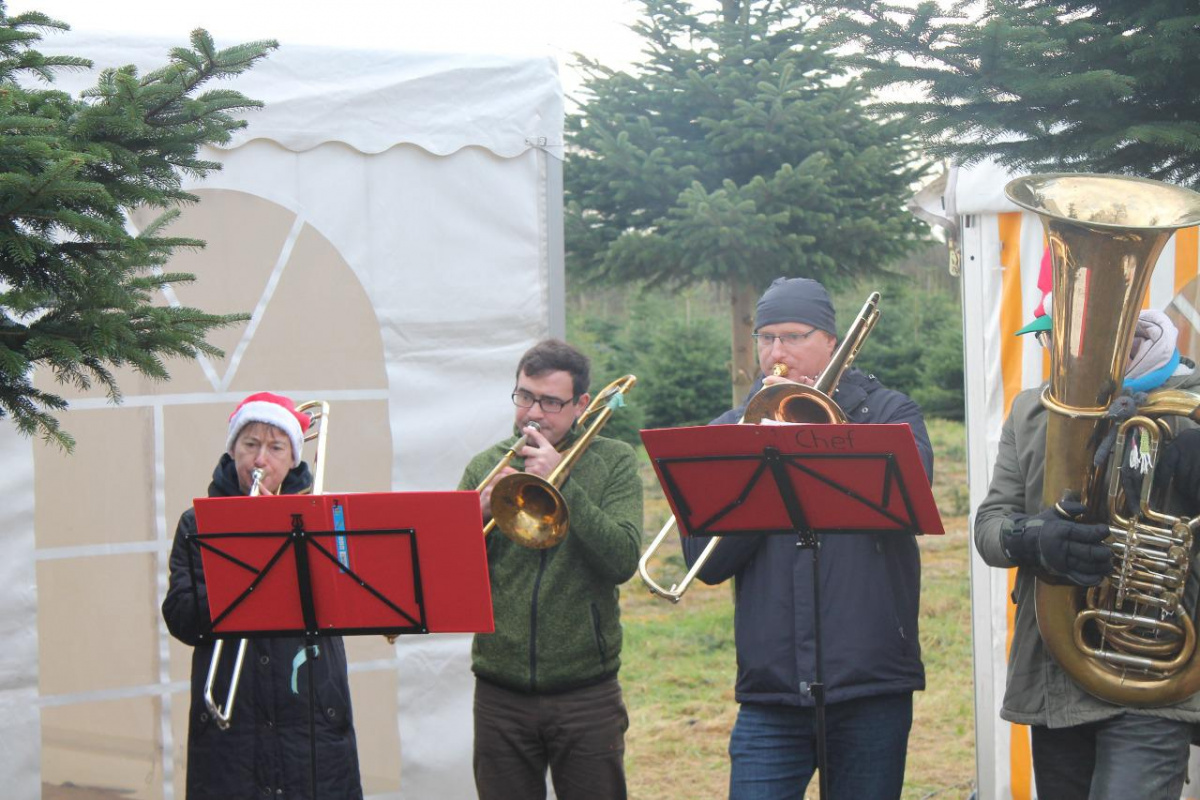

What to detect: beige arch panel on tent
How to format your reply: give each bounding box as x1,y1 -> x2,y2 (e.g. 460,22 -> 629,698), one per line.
2,34 -> 564,800
34,188 -> 394,799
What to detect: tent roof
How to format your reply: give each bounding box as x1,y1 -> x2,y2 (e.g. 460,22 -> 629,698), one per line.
34,31 -> 564,158
952,159 -> 1023,216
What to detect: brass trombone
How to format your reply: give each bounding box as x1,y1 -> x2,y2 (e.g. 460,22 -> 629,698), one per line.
489,375 -> 637,549
203,400 -> 330,730
637,293 -> 881,602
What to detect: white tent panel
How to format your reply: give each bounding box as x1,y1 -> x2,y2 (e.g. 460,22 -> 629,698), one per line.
0,31 -> 564,800
0,424 -> 37,800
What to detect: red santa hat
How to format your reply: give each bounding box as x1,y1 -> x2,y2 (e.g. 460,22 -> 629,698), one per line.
225,392 -> 310,467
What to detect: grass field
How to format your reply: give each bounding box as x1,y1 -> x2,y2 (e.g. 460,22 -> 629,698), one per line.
623,418 -> 975,799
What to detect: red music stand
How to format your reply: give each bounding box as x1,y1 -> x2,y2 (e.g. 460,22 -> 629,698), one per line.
186,490 -> 491,799
189,490 -> 494,639
641,423 -> 943,539
640,422 -> 941,800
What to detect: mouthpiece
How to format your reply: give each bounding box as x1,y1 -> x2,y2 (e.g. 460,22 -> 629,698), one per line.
771,363 -> 789,377
512,420 -> 542,449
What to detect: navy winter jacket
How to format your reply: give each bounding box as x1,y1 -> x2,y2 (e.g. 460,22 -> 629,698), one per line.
681,369 -> 933,706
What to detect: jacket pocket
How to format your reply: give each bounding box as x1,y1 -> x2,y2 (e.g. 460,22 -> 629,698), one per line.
590,603 -> 609,667
313,644 -> 354,734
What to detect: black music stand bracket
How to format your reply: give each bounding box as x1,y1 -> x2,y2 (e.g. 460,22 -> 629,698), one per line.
184,522 -> 427,640
642,423 -> 940,800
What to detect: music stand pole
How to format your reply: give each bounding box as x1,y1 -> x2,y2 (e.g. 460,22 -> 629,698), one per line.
291,513 -> 320,800
764,448 -> 829,800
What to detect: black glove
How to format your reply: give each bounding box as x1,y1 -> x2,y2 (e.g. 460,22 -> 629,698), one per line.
1002,500 -> 1112,586
1153,428 -> 1200,510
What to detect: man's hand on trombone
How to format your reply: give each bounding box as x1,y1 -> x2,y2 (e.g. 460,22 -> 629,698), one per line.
517,424 -> 564,479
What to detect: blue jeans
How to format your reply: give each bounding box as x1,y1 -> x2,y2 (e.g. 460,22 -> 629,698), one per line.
728,693 -> 912,800
1031,714 -> 1192,800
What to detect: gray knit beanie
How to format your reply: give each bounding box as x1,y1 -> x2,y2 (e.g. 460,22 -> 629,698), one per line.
755,277 -> 837,335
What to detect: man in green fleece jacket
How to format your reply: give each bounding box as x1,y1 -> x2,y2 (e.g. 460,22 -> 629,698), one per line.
459,339 -> 643,800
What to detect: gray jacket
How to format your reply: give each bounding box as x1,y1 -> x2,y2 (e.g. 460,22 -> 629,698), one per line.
973,370 -> 1200,727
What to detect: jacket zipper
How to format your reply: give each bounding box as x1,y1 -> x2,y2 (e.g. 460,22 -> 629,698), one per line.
529,550 -> 548,691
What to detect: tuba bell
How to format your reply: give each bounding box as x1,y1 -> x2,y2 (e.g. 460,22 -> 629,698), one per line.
1005,173 -> 1200,706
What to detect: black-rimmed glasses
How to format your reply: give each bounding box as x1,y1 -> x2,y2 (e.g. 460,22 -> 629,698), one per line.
512,389 -> 576,413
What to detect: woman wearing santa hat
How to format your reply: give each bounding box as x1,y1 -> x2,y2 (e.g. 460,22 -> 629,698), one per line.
162,392 -> 363,800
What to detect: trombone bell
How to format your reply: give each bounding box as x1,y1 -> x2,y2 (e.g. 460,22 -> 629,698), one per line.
490,474 -> 569,549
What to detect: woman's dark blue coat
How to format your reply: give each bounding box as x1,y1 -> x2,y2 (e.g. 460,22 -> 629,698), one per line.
162,455 -> 362,800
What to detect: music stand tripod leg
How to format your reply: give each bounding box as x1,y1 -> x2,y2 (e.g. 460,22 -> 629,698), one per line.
291,514 -> 321,800
799,532 -> 828,800
764,447 -> 829,800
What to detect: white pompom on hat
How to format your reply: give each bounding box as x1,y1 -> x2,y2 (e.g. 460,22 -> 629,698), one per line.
225,392 -> 310,467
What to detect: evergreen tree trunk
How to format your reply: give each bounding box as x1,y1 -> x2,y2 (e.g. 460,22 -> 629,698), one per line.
729,278 -> 756,408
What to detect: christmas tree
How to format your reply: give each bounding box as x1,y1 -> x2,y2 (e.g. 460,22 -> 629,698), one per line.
0,4 -> 277,447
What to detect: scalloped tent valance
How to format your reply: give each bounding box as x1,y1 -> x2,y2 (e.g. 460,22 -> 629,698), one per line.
36,30 -> 565,158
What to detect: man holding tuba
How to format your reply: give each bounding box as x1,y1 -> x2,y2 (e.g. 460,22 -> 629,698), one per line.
681,277 -> 934,800
161,392 -> 362,800
459,339 -> 643,800
974,271 -> 1200,799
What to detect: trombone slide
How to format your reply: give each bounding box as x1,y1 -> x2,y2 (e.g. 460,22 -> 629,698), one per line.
203,638 -> 247,730
637,515 -> 720,603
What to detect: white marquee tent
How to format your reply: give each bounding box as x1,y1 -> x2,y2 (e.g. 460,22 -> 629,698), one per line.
0,31 -> 564,800
932,161 -> 1200,800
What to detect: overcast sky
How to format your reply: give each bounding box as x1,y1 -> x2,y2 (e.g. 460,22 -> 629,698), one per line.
6,0 -> 649,97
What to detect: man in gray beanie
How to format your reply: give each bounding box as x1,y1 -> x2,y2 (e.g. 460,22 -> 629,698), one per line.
751,276 -> 840,388
681,276 -> 933,800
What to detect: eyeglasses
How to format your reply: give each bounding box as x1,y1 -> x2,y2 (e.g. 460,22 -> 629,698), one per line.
512,389 -> 577,413
752,330 -> 822,349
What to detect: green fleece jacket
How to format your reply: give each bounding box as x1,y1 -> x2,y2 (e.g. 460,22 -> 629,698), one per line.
459,429 -> 643,693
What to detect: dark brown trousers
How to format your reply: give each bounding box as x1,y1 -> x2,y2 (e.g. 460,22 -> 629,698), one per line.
473,677 -> 628,800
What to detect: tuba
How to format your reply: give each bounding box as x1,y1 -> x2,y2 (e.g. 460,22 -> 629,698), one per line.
637,293 -> 880,601
1005,173 -> 1200,706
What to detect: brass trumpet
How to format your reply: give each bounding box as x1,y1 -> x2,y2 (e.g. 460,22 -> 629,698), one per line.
489,375 -> 637,549
203,400 -> 330,729
637,293 -> 881,602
